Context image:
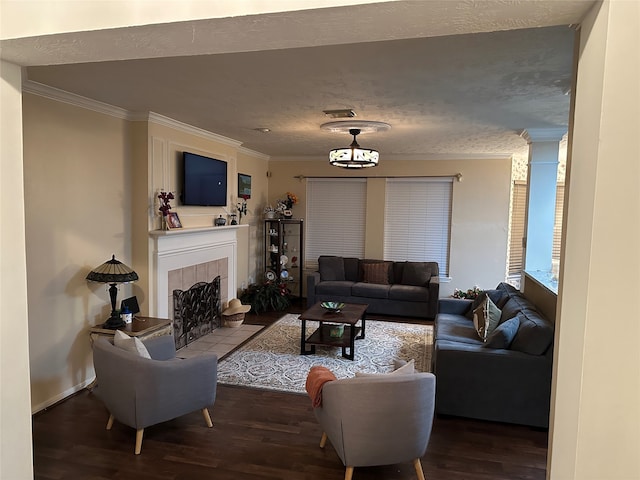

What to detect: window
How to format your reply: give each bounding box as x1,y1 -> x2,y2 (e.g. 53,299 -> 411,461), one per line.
508,181 -> 564,277
305,178 -> 366,268
383,178 -> 453,276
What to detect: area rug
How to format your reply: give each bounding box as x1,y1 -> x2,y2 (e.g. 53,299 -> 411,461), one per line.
217,314 -> 433,394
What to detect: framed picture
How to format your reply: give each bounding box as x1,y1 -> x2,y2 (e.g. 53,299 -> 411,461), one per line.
166,212 -> 182,229
238,173 -> 251,199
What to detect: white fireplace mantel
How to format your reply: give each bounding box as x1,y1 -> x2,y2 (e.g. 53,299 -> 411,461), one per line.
150,225 -> 246,318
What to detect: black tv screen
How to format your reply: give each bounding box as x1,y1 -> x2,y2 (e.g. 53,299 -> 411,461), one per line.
182,152 -> 227,206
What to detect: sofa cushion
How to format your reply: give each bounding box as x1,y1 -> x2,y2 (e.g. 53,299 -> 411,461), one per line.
352,282 -> 390,299
315,281 -> 354,297
499,296 -> 526,323
344,257 -> 360,282
361,262 -> 391,284
401,262 -> 432,287
392,262 -> 405,284
434,315 -> 483,345
318,256 -> 345,281
389,284 -> 428,302
510,310 -> 554,355
484,316 -> 520,349
473,295 -> 502,341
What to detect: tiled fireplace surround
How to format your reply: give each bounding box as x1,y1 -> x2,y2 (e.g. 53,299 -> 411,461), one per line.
151,226 -> 239,320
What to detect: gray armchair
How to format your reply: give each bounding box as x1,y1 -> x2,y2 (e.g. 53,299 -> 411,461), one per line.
92,335 -> 218,454
313,372 -> 436,480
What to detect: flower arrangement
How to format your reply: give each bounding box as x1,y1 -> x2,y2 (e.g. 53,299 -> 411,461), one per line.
277,191 -> 298,212
158,191 -> 174,216
236,198 -> 248,223
452,286 -> 483,299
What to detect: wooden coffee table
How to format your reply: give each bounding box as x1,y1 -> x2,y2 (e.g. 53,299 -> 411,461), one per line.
299,302 -> 368,360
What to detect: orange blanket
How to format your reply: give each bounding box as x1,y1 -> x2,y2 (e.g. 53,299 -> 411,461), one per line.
305,366 -> 337,408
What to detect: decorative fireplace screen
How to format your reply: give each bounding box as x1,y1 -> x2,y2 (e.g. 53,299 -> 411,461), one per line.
173,276 -> 221,349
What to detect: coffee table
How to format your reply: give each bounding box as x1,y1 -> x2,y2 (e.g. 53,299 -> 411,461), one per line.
299,302 -> 368,360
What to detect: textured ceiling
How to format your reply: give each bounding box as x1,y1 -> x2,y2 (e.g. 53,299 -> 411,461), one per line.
7,1 -> 593,160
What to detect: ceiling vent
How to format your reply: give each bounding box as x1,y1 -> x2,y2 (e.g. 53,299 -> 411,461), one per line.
323,109 -> 356,119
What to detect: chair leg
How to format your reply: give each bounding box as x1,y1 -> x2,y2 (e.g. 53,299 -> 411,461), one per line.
319,432 -> 327,448
134,429 -> 144,455
344,466 -> 354,480
106,414 -> 114,430
202,408 -> 213,428
414,458 -> 426,480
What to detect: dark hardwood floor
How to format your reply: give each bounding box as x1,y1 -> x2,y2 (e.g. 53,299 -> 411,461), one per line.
32,302 -> 548,479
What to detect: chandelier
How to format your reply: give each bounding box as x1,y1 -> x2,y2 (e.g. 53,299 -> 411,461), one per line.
329,129 -> 379,168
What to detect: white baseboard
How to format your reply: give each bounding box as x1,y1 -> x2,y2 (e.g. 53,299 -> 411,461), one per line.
31,377 -> 96,414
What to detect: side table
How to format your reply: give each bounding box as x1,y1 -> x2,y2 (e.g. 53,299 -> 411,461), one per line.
88,316 -> 173,391
89,316 -> 173,344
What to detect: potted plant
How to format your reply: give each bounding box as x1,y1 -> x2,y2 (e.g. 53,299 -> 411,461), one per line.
239,280 -> 291,314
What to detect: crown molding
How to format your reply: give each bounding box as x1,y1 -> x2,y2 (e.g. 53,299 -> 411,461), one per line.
22,80 -> 130,119
520,128 -> 567,143
142,112 -> 243,148
237,146 -> 270,161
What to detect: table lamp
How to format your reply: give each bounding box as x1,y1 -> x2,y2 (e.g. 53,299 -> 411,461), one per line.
86,254 -> 139,329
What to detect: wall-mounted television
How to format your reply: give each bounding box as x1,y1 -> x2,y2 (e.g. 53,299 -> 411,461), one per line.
182,152 -> 227,206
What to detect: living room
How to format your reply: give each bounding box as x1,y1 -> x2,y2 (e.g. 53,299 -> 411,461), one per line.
2,2 -> 638,479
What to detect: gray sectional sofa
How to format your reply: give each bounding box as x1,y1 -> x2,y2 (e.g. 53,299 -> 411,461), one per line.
432,282 -> 554,428
306,256 -> 439,319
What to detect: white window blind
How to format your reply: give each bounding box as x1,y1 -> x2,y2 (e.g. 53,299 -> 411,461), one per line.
383,178 -> 452,276
508,182 -> 564,275
305,178 -> 366,268
508,181 -> 527,275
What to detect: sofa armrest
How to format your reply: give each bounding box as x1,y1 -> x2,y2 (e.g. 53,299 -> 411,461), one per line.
306,272 -> 320,306
438,298 -> 472,315
427,275 -> 440,318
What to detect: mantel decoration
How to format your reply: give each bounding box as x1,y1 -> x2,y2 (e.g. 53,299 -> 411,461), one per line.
236,197 -> 248,224
158,190 -> 175,230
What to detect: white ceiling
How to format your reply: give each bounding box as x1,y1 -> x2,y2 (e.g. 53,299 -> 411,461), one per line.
5,1 -> 595,160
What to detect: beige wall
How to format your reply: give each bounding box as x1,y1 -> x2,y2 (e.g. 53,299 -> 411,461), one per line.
1,60 -> 34,480
22,93 -> 135,411
548,1 -> 640,478
267,156 -> 512,297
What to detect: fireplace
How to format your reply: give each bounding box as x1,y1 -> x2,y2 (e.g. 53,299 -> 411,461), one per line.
150,226 -> 240,319
173,276 -> 221,349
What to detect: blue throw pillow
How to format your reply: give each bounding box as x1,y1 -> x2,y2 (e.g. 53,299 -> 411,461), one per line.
484,316 -> 520,349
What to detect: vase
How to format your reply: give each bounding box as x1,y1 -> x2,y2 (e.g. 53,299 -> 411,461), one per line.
161,215 -> 168,230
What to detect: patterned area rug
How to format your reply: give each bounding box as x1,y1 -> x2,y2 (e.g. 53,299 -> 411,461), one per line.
217,314 -> 433,394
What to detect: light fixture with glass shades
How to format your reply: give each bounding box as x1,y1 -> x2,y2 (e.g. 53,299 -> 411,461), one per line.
322,120 -> 391,169
329,129 -> 379,168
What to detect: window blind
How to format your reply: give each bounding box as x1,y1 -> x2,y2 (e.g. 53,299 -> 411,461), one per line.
305,178 -> 366,268
508,181 -> 528,275
508,181 -> 564,275
383,178 -> 452,276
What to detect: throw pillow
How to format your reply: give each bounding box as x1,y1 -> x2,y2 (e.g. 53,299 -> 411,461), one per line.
355,359 -> 416,377
465,289 -> 509,320
113,330 -> 151,359
484,316 -> 520,349
361,262 -> 391,285
401,262 -> 432,286
318,256 -> 345,281
473,296 -> 502,342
